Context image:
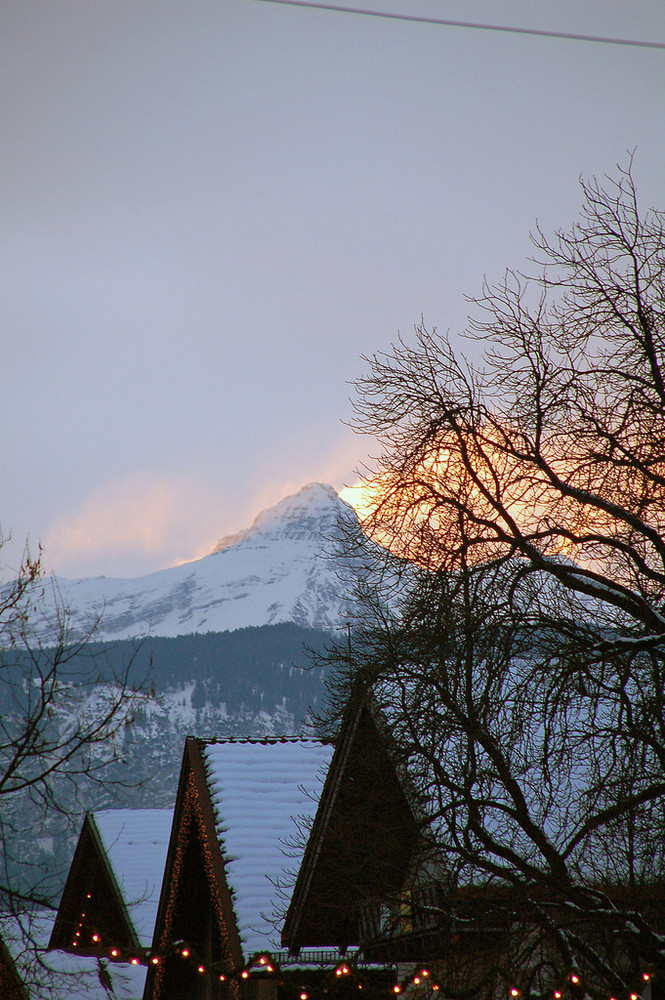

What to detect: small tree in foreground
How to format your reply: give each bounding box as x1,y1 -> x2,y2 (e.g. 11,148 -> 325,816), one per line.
0,539 -> 149,996
325,160 -> 665,999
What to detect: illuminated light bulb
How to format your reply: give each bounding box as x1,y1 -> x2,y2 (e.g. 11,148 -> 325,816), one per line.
242,971 -> 249,979
301,993 -> 308,999
433,987 -> 440,993
86,893 -> 91,899
644,975 -> 651,983
421,971 -> 429,978
220,975 -> 226,982
75,931 -> 80,938
131,958 -> 139,966
630,994 -> 638,999
111,949 -> 119,958
414,977 -> 421,985
72,941 -> 78,947
511,989 -> 520,997
336,969 -> 342,977
151,957 -> 159,965
571,976 -> 580,985
267,965 -> 274,973
92,934 -> 100,943
198,965 -> 205,974
393,987 -> 401,994
259,957 -> 266,965
81,913 -> 86,919
181,949 -> 190,958
554,992 -> 562,998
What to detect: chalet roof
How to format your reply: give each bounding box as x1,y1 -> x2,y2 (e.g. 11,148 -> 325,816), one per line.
49,808 -> 172,957
2,912 -> 146,1000
283,702 -> 423,954
200,736 -> 334,955
92,809 -> 172,948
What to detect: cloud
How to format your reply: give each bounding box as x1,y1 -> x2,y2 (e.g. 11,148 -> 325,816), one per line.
40,430 -> 374,580
42,472 -> 225,580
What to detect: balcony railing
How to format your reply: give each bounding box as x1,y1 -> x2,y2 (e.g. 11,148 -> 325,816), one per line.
358,882 -> 445,945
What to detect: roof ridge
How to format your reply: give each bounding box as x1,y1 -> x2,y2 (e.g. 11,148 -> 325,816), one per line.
196,735 -> 331,746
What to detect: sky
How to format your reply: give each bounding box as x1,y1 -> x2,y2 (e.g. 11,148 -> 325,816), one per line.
2,0 -> 664,581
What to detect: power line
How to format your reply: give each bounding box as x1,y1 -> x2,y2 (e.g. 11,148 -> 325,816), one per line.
249,0 -> 665,50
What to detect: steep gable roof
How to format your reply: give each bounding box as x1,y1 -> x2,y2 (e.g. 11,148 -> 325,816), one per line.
282,702 -> 422,954
49,809 -> 172,956
147,736 -> 333,999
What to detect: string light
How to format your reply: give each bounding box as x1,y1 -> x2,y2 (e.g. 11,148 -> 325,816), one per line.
54,925 -> 665,1000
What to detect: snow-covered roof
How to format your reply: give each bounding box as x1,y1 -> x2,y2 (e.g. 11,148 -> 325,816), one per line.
1,911 -> 146,1000
200,737 -> 334,956
92,809 -> 172,947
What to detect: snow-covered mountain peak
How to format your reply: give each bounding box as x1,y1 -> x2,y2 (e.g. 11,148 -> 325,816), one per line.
212,483 -> 357,553
44,484 -> 367,641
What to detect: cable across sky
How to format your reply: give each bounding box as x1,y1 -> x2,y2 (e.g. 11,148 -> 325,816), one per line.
250,0 -> 665,50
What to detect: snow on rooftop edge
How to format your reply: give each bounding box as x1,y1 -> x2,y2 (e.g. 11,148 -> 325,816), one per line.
200,738 -> 334,956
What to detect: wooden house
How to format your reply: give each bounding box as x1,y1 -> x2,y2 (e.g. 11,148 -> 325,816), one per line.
0,928 -> 27,1000
145,736 -> 334,1000
282,702 -> 428,963
49,808 -> 172,963
282,701 -> 665,1000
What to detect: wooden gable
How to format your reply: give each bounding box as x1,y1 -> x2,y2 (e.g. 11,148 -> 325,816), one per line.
282,702 -> 422,955
49,813 -> 138,956
146,736 -> 335,1000
0,933 -> 28,1000
146,738 -> 244,1000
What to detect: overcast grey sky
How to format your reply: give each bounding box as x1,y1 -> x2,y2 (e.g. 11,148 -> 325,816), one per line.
2,0 -> 664,580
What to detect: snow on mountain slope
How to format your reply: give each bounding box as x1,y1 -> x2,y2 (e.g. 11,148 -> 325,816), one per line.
48,484 -> 365,641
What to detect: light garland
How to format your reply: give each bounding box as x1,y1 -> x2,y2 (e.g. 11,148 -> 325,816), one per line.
63,897 -> 660,1000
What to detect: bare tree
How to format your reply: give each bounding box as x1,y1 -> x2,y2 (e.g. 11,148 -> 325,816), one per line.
0,538 -> 149,994
325,159 -> 665,999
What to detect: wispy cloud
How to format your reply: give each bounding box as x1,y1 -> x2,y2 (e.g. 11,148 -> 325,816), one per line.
40,434 -> 371,580
42,472 -> 225,579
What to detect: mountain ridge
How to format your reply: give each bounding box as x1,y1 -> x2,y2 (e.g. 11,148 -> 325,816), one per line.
46,483 -> 365,641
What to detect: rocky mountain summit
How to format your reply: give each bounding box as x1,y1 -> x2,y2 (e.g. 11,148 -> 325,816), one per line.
49,483 -> 365,641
